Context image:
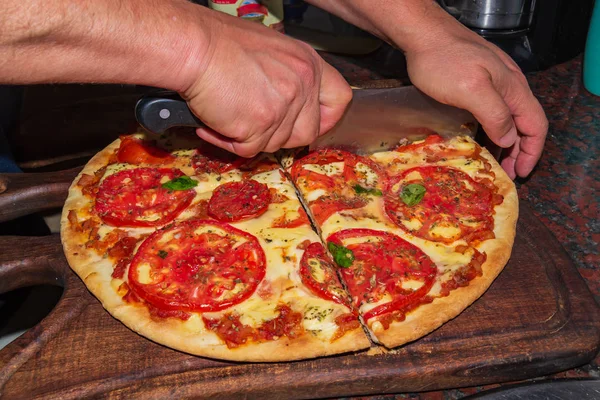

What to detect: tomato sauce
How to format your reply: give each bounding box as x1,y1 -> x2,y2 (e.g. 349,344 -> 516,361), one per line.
203,304 -> 306,348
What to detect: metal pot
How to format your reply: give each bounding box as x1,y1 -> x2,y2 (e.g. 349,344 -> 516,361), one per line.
441,0 -> 536,30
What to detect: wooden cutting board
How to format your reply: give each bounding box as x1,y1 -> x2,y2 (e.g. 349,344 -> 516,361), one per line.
0,169 -> 599,400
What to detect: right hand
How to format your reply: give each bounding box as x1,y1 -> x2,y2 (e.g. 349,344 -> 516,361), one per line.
181,12 -> 352,158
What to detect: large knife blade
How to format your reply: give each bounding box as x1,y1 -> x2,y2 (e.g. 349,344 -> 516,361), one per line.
135,86 -> 477,154
309,85 -> 477,154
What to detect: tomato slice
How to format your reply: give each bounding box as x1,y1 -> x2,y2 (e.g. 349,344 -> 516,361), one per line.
299,242 -> 351,306
117,136 -> 174,165
392,134 -> 444,152
290,149 -> 388,223
193,143 -> 248,174
95,168 -> 195,227
327,229 -> 436,319
208,180 -> 271,222
128,220 -> 266,313
310,196 -> 369,225
384,166 -> 497,244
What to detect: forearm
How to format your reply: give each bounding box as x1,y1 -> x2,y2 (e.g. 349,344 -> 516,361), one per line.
304,0 -> 466,52
0,0 -> 214,92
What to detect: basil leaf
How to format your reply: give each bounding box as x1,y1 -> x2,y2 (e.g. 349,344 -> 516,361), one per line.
400,183 -> 426,206
353,184 -> 382,197
327,242 -> 354,268
157,250 -> 168,259
162,176 -> 198,191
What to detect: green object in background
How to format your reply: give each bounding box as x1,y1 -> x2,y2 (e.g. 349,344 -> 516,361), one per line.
584,0 -> 600,95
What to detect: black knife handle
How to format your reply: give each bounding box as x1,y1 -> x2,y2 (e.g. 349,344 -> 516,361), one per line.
135,93 -> 205,134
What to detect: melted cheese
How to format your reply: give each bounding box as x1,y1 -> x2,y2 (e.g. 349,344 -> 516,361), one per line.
402,279 -> 425,290
136,263 -> 153,284
360,293 -> 392,314
430,222 -> 461,239
305,257 -> 326,283
355,162 -> 379,187
305,188 -> 327,202
302,162 -> 344,176
404,170 -> 423,181
235,297 -> 280,327
402,218 -> 423,231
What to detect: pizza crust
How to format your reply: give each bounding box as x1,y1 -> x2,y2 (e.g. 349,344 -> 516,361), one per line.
61,138 -> 121,282
80,263 -> 371,361
370,147 -> 518,348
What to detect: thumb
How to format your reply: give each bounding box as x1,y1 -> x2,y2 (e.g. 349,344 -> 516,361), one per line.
318,62 -> 352,135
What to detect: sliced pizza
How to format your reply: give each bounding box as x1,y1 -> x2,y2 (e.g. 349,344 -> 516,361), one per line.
61,130 -> 370,362
287,135 -> 518,348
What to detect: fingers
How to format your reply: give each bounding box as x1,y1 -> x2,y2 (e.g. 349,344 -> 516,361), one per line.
500,136 -> 520,180
318,62 -> 352,135
457,71 -> 518,148
195,126 -> 238,155
196,126 -> 263,158
501,75 -> 548,178
281,90 -> 321,149
515,132 -> 546,177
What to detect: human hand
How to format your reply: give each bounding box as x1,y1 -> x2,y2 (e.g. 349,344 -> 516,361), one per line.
180,12 -> 352,158
404,28 -> 548,179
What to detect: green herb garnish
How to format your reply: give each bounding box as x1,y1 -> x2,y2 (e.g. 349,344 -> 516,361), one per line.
353,184 -> 382,196
161,176 -> 198,191
327,242 -> 354,268
400,183 -> 426,206
157,250 -> 168,259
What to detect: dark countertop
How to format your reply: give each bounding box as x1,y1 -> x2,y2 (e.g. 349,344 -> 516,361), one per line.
323,53 -> 600,399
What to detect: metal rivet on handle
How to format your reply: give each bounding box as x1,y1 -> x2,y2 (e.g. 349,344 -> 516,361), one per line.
159,109 -> 171,119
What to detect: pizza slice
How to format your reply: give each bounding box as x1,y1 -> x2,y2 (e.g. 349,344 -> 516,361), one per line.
61,130 -> 370,362
287,135 -> 518,348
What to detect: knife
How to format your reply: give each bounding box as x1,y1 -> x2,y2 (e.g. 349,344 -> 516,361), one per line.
135,87 -> 477,154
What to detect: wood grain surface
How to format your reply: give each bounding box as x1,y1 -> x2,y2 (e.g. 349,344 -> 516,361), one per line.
0,201 -> 599,399
0,168 -> 81,223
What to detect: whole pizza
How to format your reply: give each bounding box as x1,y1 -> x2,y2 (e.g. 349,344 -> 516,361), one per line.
61,130 -> 517,361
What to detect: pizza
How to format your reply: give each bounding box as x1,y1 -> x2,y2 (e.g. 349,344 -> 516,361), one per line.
60,130 -> 517,361
285,134 -> 518,347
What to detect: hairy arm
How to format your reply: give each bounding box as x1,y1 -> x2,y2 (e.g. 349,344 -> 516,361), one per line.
0,0 -> 351,157
0,0 -> 209,91
304,0 -> 444,51
307,0 -> 548,179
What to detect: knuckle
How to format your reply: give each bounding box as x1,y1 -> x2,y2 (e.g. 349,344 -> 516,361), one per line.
228,124 -> 252,142
232,143 -> 260,158
293,56 -> 317,86
458,74 -> 489,94
253,103 -> 278,128
278,78 -> 301,103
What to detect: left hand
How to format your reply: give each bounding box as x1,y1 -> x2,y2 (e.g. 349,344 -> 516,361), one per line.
404,28 -> 548,179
